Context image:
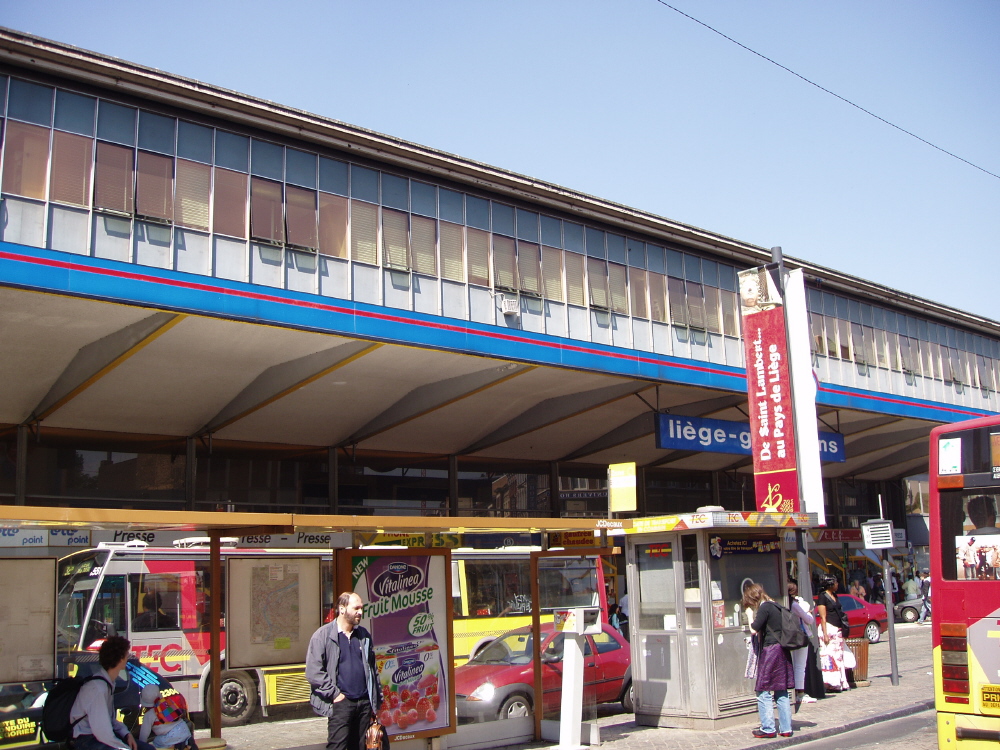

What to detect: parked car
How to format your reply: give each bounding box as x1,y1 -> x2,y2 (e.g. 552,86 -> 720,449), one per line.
455,623 -> 632,722
893,599 -> 925,623
835,594 -> 888,643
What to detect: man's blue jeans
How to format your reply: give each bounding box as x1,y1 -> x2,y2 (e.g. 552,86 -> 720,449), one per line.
756,689 -> 792,734
918,598 -> 932,623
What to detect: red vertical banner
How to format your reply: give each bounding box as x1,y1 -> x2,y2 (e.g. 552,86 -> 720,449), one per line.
739,270 -> 801,512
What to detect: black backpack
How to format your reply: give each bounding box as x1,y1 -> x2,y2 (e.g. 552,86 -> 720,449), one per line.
42,674 -> 104,743
774,602 -> 810,650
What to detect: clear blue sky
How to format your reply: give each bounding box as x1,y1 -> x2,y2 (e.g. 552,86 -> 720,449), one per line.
3,1 -> 998,322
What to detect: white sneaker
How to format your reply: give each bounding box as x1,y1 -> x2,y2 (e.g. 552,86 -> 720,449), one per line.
800,695 -> 817,704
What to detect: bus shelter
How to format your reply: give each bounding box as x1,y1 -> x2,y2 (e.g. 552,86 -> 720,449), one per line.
624,511 -> 817,729
0,504 -> 622,749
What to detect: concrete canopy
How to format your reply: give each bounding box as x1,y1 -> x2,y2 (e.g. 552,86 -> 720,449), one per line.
0,284 -> 941,482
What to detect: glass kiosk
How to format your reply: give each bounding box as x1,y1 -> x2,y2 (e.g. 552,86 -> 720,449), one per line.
624,511 -> 817,729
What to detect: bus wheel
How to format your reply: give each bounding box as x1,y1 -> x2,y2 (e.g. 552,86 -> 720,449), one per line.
214,670 -> 258,726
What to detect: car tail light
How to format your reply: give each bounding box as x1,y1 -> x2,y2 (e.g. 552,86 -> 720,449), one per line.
943,680 -> 970,694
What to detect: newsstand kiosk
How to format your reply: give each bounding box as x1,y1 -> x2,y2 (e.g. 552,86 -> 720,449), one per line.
624,511 -> 817,729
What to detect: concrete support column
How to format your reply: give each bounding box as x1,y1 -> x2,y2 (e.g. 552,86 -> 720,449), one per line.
549,461 -> 560,517
329,447 -> 339,513
185,437 -> 196,511
449,455 -> 459,515
15,424 -> 28,506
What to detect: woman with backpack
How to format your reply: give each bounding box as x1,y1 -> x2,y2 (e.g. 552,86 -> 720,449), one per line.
743,583 -> 794,739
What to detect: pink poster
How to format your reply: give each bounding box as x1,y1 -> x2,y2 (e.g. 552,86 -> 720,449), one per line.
347,552 -> 452,740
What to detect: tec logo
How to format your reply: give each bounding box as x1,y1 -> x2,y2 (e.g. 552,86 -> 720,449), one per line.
132,644 -> 186,672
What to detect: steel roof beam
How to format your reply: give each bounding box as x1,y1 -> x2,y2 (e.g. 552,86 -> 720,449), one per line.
30,311 -> 185,422
343,363 -> 536,446
462,381 -> 651,455
200,341 -> 381,435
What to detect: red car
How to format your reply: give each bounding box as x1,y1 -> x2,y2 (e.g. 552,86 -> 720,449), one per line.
835,594 -> 888,643
455,623 -> 633,721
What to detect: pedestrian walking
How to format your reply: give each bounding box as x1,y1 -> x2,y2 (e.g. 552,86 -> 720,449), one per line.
306,592 -> 383,750
917,570 -> 932,624
743,583 -> 794,738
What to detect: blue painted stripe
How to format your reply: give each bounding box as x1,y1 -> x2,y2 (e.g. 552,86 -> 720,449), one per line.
1,242 -> 995,425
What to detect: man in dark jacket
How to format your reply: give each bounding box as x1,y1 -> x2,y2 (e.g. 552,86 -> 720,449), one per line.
306,592 -> 382,750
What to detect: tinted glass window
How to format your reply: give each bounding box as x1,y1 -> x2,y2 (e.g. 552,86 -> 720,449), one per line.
411,181 -> 436,217
606,233 -> 625,264
350,165 -> 378,203
215,131 -> 249,172
381,173 -> 408,210
54,90 -> 95,136
7,79 -> 53,125
251,139 -> 283,180
647,244 -> 664,274
138,111 -> 175,155
540,215 -> 561,248
97,101 -> 136,146
440,188 -> 463,223
516,209 -> 538,242
586,228 -> 605,259
492,203 -> 514,236
177,121 -> 213,164
466,195 -> 489,230
285,148 -> 317,188
319,157 -> 348,195
564,222 -> 584,253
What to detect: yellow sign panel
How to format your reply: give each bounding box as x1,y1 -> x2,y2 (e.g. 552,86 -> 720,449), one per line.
608,462 -> 637,513
983,684 -> 1000,710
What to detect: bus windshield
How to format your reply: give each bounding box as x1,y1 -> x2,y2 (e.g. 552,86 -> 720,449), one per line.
57,550 -> 108,649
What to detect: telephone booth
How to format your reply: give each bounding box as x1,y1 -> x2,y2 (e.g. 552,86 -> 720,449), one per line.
624,511 -> 817,729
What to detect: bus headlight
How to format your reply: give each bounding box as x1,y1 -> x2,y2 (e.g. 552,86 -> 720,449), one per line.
469,683 -> 495,702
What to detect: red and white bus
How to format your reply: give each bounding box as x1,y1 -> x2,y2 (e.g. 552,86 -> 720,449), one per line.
929,414 -> 1000,746
54,540 -> 611,726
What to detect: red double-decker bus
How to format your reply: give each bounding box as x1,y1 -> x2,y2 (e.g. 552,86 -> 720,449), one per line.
929,414 -> 1000,747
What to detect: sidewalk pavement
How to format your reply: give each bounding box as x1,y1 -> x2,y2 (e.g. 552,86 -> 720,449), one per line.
197,623 -> 933,750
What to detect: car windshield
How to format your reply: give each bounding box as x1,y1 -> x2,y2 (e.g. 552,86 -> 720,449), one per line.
470,631 -> 535,665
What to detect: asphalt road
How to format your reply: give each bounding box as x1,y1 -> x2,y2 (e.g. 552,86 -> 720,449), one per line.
790,709 -> 936,750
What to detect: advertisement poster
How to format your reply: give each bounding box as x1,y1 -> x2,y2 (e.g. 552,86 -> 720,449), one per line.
738,268 -> 801,513
340,549 -> 454,741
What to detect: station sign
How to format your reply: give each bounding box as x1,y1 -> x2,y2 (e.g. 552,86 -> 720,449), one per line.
655,414 -> 845,462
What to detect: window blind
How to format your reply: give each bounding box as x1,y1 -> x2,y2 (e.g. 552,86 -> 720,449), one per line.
439,221 -> 464,282
648,272 -> 666,323
382,208 -> 410,269
350,200 -> 378,265
285,185 -> 318,249
587,258 -> 609,309
493,235 -> 517,290
467,228 -> 490,287
250,177 -> 284,243
721,290 -> 739,337
174,159 -> 210,231
704,285 -> 721,333
213,167 -> 248,238
541,246 -> 563,302
667,277 -> 687,327
136,151 -> 173,221
49,130 -> 92,206
628,267 -> 647,319
609,263 -> 628,314
411,215 -> 437,276
94,142 -> 135,214
687,282 -> 706,329
1,121 -> 49,200
518,241 -> 541,296
565,251 -> 585,306
318,193 -> 348,258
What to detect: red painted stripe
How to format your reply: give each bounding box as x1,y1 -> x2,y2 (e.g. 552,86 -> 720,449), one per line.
817,383 -> 986,418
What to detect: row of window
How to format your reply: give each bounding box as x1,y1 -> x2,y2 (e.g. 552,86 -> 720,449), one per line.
1,74 -> 997,373
806,290 -> 1000,390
